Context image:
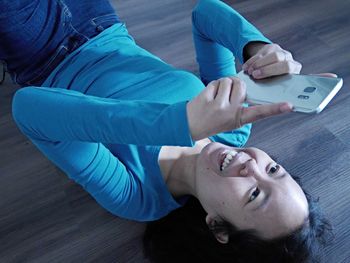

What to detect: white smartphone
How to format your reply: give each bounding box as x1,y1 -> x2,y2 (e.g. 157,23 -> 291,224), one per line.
237,71 -> 343,113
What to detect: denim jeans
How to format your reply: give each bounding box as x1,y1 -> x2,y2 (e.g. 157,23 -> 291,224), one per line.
0,0 -> 120,86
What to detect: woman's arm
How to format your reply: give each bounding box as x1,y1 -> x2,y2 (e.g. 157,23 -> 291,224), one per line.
12,86 -> 190,221
192,0 -> 272,67
12,86 -> 195,147
192,0 -> 302,81
243,41 -> 269,62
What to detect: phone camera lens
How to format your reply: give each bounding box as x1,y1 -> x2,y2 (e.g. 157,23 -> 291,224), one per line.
304,87 -> 316,93
298,95 -> 309,100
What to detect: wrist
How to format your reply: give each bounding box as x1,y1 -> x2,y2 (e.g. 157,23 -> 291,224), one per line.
186,101 -> 201,141
243,41 -> 269,62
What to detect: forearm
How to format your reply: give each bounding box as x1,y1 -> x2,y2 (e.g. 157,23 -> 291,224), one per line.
192,0 -> 271,64
12,87 -> 195,147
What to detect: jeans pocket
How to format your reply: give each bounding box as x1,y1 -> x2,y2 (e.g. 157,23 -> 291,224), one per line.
91,13 -> 120,33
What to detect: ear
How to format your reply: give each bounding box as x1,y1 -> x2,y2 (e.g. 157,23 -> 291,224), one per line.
205,214 -> 229,244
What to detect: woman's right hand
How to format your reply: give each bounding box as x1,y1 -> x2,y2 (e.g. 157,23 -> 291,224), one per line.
186,77 -> 293,141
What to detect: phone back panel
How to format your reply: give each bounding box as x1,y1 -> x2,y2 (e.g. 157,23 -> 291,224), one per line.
237,71 -> 343,113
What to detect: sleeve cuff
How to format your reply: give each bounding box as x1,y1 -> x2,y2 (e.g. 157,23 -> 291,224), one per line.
163,100 -> 196,147
239,37 -> 272,64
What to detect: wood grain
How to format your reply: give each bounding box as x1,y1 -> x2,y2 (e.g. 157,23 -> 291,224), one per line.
0,0 -> 349,262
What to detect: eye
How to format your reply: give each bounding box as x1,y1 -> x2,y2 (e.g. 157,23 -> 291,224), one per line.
268,163 -> 280,175
249,187 -> 260,202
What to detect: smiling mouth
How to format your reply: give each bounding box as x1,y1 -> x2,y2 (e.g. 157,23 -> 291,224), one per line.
219,150 -> 239,171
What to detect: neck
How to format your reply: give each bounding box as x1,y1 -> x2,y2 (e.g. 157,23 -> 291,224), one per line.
158,138 -> 212,198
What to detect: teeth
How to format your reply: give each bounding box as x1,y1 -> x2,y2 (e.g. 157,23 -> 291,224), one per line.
220,151 -> 237,171
226,154 -> 233,160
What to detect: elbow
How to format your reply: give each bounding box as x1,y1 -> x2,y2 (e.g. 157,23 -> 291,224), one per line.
12,86 -> 38,130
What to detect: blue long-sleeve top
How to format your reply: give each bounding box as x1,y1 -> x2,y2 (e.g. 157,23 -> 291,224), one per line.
12,1 -> 271,222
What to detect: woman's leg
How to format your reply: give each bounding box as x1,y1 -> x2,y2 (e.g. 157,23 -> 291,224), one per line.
191,0 -> 271,84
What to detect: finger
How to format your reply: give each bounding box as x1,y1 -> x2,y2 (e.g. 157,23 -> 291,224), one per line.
250,51 -> 288,70
242,54 -> 260,72
215,78 -> 232,103
240,102 -> 293,125
309,73 -> 338,78
203,80 -> 220,101
229,77 -> 246,105
252,60 -> 302,79
242,44 -> 278,71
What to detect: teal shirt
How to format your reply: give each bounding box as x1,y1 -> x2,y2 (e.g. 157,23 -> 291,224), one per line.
13,1 -> 271,221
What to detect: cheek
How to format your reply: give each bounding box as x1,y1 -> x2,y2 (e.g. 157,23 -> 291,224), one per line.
197,153 -> 254,205
198,149 -> 218,176
197,160 -> 227,199
197,164 -> 217,186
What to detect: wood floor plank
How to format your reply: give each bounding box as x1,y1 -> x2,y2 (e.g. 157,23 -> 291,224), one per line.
0,0 -> 349,262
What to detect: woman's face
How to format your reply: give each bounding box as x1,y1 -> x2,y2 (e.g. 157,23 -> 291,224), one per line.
195,142 -> 309,240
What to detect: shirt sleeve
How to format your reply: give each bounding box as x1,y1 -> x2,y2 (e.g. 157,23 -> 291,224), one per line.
209,123 -> 251,148
192,0 -> 272,64
12,86 -> 195,147
12,86 -> 195,221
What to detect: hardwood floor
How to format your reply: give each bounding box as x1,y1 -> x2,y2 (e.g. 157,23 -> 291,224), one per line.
0,0 -> 349,262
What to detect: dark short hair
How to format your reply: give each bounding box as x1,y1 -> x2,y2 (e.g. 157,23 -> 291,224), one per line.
143,175 -> 333,263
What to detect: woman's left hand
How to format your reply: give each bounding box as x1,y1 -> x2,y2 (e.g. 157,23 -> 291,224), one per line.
242,43 -> 302,79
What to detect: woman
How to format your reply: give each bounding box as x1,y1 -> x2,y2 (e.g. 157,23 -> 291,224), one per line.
5,0 -> 332,262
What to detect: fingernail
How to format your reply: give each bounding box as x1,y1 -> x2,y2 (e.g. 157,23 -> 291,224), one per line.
248,67 -> 254,75
280,103 -> 293,112
252,70 -> 261,77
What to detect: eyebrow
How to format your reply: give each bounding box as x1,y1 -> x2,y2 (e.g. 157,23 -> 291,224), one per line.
252,172 -> 288,212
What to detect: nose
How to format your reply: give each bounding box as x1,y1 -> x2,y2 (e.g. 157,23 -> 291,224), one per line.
240,158 -> 264,180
